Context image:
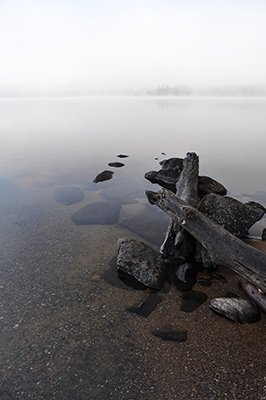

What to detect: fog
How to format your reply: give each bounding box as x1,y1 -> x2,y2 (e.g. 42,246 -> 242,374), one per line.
1,0 -> 266,96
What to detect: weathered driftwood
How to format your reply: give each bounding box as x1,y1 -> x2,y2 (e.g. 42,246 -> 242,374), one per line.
146,188 -> 266,293
160,152 -> 198,264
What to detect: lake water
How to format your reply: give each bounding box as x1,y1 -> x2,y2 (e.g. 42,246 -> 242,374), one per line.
1,96 -> 266,399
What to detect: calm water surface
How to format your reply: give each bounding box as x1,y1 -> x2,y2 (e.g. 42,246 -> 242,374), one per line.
1,96 -> 266,399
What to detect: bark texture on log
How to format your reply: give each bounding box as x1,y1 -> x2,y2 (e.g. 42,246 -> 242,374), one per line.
146,188 -> 266,293
160,152 -> 198,264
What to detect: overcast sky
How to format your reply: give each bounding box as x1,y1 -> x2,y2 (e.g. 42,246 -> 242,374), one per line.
1,0 -> 266,95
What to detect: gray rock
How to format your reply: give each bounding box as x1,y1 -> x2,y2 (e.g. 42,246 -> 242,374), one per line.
198,176 -> 227,198
262,228 -> 266,241
159,157 -> 184,171
71,201 -> 121,225
52,186 -> 84,205
210,297 -> 260,323
198,193 -> 265,237
144,169 -> 181,191
117,237 -> 166,290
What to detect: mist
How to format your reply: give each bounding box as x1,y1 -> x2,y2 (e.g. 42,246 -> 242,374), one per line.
1,0 -> 266,97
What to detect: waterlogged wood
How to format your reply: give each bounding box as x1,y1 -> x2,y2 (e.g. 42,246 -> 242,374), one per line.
146,188 -> 266,293
160,152 -> 198,263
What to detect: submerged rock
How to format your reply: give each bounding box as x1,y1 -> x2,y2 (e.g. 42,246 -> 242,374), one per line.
152,326 -> 187,342
126,293 -> 162,317
210,297 -> 260,323
117,237 -> 166,290
93,170 -> 114,183
71,201 -> 121,225
108,162 -> 125,168
52,186 -> 84,205
180,290 -> 208,312
119,213 -> 169,247
100,185 -> 138,205
198,193 -> 265,237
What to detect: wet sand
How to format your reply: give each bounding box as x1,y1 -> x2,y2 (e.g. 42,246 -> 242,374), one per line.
1,186 -> 266,400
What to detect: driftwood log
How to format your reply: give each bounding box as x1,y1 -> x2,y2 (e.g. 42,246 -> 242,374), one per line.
146,188 -> 266,293
160,152 -> 198,263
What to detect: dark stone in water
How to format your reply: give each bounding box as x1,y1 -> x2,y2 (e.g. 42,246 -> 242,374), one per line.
198,193 -> 265,238
52,186 -> 84,205
126,293 -> 162,317
159,157 -> 184,171
108,162 -> 125,168
152,326 -> 187,342
117,154 -> 129,158
93,170 -> 114,183
198,176 -> 227,198
71,201 -> 121,225
210,298 -> 261,323
100,185 -> 138,205
144,169 -> 181,192
117,237 -> 166,290
180,290 -> 208,312
173,263 -> 198,291
262,228 -> 266,241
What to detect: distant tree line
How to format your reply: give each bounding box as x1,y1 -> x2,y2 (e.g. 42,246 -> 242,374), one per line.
146,84 -> 266,97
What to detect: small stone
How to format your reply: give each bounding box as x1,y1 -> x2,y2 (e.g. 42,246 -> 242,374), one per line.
180,290 -> 208,312
90,275 -> 101,282
93,170 -> 114,183
262,228 -> 266,241
116,154 -> 129,158
108,162 -> 125,168
152,327 -> 187,342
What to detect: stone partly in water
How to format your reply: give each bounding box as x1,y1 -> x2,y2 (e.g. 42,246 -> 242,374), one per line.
262,228 -> 266,241
180,290 -> 208,312
210,297 -> 261,323
117,237 -> 166,290
198,176 -> 227,198
152,326 -> 188,342
93,170 -> 114,183
144,169 -> 182,192
108,162 -> 125,168
71,201 -> 121,225
52,186 -> 84,205
159,157 -> 184,171
198,193 -> 265,238
117,154 -> 129,158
